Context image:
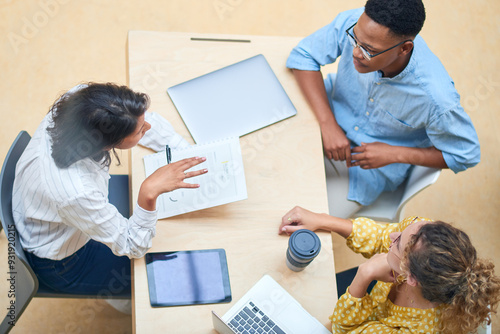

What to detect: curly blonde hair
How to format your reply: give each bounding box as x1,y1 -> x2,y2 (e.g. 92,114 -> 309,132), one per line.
400,221 -> 500,334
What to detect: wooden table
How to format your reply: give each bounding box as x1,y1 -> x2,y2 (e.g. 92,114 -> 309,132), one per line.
127,31 -> 337,333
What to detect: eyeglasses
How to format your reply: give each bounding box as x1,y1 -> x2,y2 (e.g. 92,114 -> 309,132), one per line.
345,22 -> 413,61
390,217 -> 419,259
390,234 -> 402,258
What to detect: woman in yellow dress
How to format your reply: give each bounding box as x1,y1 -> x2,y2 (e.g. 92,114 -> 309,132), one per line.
279,208 -> 500,333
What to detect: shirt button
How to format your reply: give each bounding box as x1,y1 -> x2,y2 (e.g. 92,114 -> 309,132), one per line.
369,98 -> 374,102
376,82 -> 381,85
354,126 -> 359,131
366,112 -> 370,116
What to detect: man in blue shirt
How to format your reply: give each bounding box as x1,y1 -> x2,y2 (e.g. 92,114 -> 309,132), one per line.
286,0 -> 480,217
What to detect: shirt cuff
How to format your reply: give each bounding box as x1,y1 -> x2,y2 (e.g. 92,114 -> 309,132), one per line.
169,132 -> 190,150
132,203 -> 157,228
344,287 -> 369,301
441,150 -> 479,173
346,217 -> 372,242
330,287 -> 374,325
286,49 -> 322,71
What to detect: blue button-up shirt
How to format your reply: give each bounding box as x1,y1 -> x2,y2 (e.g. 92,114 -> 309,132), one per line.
286,8 -> 480,205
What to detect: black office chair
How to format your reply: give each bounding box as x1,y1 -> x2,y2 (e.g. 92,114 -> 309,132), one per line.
336,267 -> 376,299
0,131 -> 130,333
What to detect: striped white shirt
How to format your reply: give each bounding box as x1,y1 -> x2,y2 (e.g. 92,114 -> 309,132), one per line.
13,105 -> 189,260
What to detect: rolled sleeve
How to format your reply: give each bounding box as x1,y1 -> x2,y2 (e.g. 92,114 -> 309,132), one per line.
346,217 -> 397,258
427,106 -> 481,173
131,203 -> 158,229
286,8 -> 363,71
286,24 -> 340,71
58,192 -> 158,259
346,216 -> 432,258
139,112 -> 190,152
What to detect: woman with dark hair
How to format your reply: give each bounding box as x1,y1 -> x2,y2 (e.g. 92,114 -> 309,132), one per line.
12,83 -> 207,298
279,208 -> 500,333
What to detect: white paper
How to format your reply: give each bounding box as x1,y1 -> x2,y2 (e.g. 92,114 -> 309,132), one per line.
143,137 -> 247,218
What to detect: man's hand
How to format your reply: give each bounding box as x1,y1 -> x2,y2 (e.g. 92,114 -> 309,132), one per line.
350,142 -> 397,169
351,142 -> 448,169
290,70 -> 353,165
321,122 -> 352,166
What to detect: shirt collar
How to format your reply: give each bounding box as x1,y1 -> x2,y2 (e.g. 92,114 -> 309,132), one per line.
377,36 -> 420,81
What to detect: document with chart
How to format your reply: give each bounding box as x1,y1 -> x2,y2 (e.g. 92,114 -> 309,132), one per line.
143,137 -> 247,218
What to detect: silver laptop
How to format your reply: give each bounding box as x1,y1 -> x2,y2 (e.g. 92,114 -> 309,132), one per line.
212,275 -> 330,334
167,54 -> 297,144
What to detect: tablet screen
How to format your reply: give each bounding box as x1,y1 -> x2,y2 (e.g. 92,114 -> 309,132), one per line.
145,249 -> 231,307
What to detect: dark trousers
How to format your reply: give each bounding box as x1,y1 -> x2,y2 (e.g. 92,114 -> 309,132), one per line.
26,239 -> 131,297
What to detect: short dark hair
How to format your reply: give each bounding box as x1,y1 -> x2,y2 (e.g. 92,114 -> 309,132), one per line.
365,0 -> 426,37
47,82 -> 150,168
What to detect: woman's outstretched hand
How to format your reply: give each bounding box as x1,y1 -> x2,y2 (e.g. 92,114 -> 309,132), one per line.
138,156 -> 208,210
279,206 -> 354,238
279,206 -> 323,235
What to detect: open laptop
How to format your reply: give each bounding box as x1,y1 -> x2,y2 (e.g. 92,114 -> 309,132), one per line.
212,275 -> 330,334
167,54 -> 297,144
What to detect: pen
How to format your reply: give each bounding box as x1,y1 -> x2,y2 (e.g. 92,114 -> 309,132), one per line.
166,145 -> 172,164
190,37 -> 251,43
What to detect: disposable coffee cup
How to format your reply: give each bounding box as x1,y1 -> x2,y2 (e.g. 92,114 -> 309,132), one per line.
286,229 -> 321,272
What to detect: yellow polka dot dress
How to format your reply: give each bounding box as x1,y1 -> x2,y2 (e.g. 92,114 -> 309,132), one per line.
330,216 -> 443,333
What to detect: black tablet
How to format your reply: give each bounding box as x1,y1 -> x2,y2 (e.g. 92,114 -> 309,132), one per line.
145,249 -> 232,307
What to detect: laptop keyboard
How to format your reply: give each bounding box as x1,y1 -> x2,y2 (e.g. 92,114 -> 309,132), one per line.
228,301 -> 286,334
